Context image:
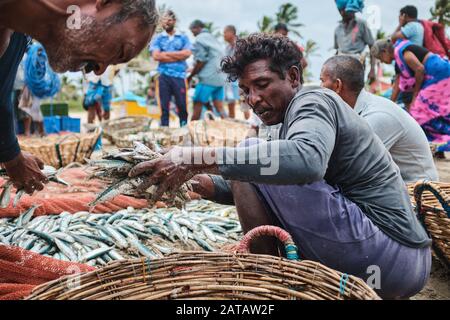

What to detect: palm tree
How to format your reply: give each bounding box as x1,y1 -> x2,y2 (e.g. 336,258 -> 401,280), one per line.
302,40 -> 320,83
430,0 -> 450,26
257,16 -> 274,33
303,39 -> 320,60
376,29 -> 387,40
275,3 -> 304,38
239,30 -> 250,38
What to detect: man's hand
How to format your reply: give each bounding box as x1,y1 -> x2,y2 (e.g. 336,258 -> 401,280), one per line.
190,174 -> 215,199
2,152 -> 48,194
129,147 -> 197,203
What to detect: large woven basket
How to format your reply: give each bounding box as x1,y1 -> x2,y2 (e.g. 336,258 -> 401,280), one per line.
19,128 -> 102,169
411,181 -> 450,268
26,226 -> 380,300
102,117 -> 152,144
112,127 -> 191,149
188,113 -> 250,147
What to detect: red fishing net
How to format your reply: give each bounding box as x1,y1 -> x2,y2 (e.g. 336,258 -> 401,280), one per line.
0,167 -> 149,218
0,245 -> 94,300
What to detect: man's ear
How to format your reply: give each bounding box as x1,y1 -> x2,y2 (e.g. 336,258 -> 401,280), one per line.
288,66 -> 301,88
335,79 -> 343,94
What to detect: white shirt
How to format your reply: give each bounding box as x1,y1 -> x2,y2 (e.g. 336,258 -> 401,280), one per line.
86,65 -> 118,87
355,90 -> 439,183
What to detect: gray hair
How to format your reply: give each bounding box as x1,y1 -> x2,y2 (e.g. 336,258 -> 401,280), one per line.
371,39 -> 394,59
323,55 -> 365,93
108,0 -> 159,27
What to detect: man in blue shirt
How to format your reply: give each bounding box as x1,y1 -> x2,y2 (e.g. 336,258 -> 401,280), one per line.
188,20 -> 227,121
150,11 -> 192,127
391,5 -> 424,46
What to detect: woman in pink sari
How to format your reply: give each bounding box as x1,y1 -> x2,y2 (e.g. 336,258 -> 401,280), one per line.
372,39 -> 450,158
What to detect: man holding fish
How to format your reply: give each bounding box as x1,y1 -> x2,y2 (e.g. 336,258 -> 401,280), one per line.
0,0 -> 158,196
131,33 -> 432,300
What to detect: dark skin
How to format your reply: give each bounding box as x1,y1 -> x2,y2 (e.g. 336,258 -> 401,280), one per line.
0,0 -> 155,194
376,45 -> 429,111
130,59 -> 301,254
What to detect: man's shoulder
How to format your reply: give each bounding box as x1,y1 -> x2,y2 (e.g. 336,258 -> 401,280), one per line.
294,86 -> 343,105
355,18 -> 369,27
289,86 -> 346,115
152,33 -> 167,43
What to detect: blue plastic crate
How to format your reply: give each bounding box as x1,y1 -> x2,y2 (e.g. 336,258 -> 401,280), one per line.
44,116 -> 61,134
61,117 -> 81,133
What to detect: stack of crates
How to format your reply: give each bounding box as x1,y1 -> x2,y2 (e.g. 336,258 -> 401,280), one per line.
41,103 -> 81,133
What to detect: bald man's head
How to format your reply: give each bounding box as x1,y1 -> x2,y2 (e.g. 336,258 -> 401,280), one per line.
320,56 -> 365,107
321,56 -> 365,93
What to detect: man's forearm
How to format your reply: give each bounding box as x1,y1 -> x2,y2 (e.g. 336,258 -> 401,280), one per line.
0,103 -> 21,163
165,50 -> 191,61
181,140 -> 326,186
189,61 -> 206,79
153,52 -> 179,63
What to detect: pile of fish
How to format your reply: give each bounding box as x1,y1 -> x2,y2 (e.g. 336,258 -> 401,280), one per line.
0,166 -> 68,209
0,200 -> 242,267
88,141 -> 191,208
117,128 -> 189,149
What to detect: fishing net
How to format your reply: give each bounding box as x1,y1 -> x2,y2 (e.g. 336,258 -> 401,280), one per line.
0,245 -> 94,300
0,167 -> 149,218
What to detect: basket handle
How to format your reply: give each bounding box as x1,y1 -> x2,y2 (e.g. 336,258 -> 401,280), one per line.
414,180 -> 450,218
237,226 -> 299,261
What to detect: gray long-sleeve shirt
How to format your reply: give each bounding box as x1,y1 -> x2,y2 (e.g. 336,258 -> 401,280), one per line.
214,87 -> 431,249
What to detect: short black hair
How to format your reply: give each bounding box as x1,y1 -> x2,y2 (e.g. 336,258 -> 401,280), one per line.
221,33 -> 303,83
225,25 -> 237,35
323,56 -> 365,93
190,20 -> 204,29
400,5 -> 418,19
165,10 -> 177,20
274,23 -> 289,33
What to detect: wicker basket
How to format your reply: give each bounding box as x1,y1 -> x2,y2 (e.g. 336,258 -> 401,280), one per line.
112,127 -> 191,149
19,128 -> 102,169
412,181 -> 450,268
102,117 -> 152,144
26,226 -> 380,300
188,113 -> 250,147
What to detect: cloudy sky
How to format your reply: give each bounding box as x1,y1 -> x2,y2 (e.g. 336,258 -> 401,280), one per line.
158,0 -> 436,81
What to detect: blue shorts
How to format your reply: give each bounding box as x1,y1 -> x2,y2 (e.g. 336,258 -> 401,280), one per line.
194,83 -> 224,103
84,82 -> 112,112
225,81 -> 240,102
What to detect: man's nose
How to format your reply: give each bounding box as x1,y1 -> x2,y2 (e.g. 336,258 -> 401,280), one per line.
248,90 -> 262,108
